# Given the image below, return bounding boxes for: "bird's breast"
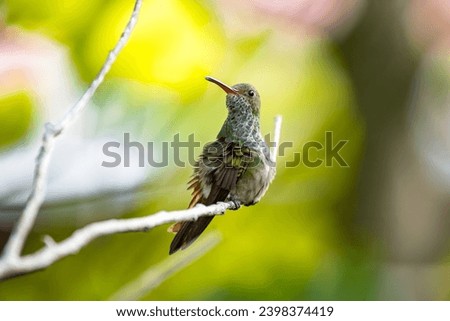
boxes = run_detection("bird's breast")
[231,151,275,206]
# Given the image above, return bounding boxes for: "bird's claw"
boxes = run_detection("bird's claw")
[231,200,241,210]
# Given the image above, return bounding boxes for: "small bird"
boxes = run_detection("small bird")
[168,76,275,254]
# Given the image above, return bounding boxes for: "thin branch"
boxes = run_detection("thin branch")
[110,232,222,300]
[1,0,143,260]
[0,202,235,280]
[270,115,282,163]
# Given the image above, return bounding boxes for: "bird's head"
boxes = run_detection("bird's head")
[205,76,261,116]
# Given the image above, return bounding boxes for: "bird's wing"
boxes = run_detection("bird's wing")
[203,139,256,202]
[168,140,253,253]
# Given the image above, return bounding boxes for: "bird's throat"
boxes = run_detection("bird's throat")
[218,111,262,147]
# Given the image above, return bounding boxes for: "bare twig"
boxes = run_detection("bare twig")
[270,115,283,163]
[1,0,143,260]
[0,202,234,280]
[110,232,222,300]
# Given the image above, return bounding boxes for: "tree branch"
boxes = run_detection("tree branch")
[271,115,283,163]
[0,202,235,280]
[1,0,143,260]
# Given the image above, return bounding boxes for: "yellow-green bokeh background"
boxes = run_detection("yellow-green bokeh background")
[0,0,448,300]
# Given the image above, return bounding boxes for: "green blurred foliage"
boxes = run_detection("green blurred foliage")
[0,0,379,300]
[83,0,225,98]
[0,92,34,148]
[5,0,102,43]
[5,0,225,101]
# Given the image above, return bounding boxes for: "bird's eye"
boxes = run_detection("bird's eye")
[248,90,255,97]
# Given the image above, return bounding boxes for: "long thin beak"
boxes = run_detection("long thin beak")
[205,76,239,94]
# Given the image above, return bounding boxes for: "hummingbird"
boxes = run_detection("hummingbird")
[168,76,275,254]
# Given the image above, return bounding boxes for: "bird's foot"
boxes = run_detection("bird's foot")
[230,199,241,210]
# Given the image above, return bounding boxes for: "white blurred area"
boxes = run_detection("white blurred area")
[410,56,450,192]
[0,26,151,228]
[406,0,450,191]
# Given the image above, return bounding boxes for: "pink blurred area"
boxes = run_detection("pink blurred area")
[217,0,365,38]
[0,24,78,121]
[406,0,450,52]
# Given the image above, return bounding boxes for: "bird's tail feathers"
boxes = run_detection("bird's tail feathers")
[169,216,214,254]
